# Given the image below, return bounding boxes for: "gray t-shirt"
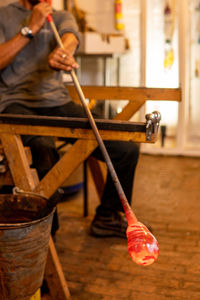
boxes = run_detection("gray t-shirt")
[0,2,80,112]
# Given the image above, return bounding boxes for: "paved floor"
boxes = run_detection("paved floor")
[53,154,200,300]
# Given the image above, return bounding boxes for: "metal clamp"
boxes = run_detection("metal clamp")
[145,111,161,141]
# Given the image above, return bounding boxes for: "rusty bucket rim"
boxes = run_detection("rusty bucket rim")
[12,187,48,201]
[0,207,56,229]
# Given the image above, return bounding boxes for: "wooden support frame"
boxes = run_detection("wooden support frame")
[66,85,182,207]
[0,114,155,199]
[0,86,181,299]
[0,113,157,299]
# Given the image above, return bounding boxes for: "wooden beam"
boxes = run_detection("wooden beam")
[0,124,152,143]
[114,101,146,120]
[0,114,147,132]
[0,120,154,144]
[44,237,71,300]
[67,85,182,102]
[34,139,98,198]
[0,134,39,191]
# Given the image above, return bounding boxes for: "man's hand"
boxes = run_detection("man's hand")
[48,47,79,72]
[29,2,52,35]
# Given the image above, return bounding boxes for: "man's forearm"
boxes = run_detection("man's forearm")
[61,32,79,56]
[0,33,30,70]
[0,2,52,70]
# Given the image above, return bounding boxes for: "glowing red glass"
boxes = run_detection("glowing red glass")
[127,222,159,266]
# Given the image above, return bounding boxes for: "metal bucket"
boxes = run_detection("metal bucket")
[0,192,55,300]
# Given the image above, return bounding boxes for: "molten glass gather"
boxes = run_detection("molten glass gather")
[126,222,159,266]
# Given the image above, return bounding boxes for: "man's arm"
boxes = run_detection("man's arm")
[48,32,79,72]
[0,34,31,70]
[0,2,52,70]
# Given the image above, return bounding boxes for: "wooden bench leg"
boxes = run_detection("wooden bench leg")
[44,237,71,300]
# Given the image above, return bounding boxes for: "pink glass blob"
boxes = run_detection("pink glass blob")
[126,222,159,266]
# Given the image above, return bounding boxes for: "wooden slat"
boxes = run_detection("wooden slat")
[0,134,39,191]
[0,114,146,132]
[114,101,146,120]
[44,237,71,300]
[67,85,182,102]
[34,139,98,198]
[0,124,153,143]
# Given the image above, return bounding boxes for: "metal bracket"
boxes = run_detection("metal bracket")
[145,111,161,141]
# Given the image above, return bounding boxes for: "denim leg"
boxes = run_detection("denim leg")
[92,141,139,216]
[41,103,140,216]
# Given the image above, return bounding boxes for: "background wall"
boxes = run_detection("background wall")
[72,0,141,89]
[0,0,15,5]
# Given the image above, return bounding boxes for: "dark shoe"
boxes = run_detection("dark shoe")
[90,211,128,238]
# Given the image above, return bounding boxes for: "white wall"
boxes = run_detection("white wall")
[76,0,115,34]
[0,0,15,6]
[52,0,64,10]
[74,0,141,88]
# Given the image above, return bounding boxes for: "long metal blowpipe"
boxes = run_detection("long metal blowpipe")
[47,16,136,224]
[47,15,159,266]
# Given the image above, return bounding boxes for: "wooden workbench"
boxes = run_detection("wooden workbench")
[0,85,181,299]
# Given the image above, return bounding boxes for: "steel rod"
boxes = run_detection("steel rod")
[48,18,137,225]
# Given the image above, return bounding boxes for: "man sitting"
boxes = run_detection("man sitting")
[0,0,139,238]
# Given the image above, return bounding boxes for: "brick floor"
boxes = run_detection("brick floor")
[53,154,200,300]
